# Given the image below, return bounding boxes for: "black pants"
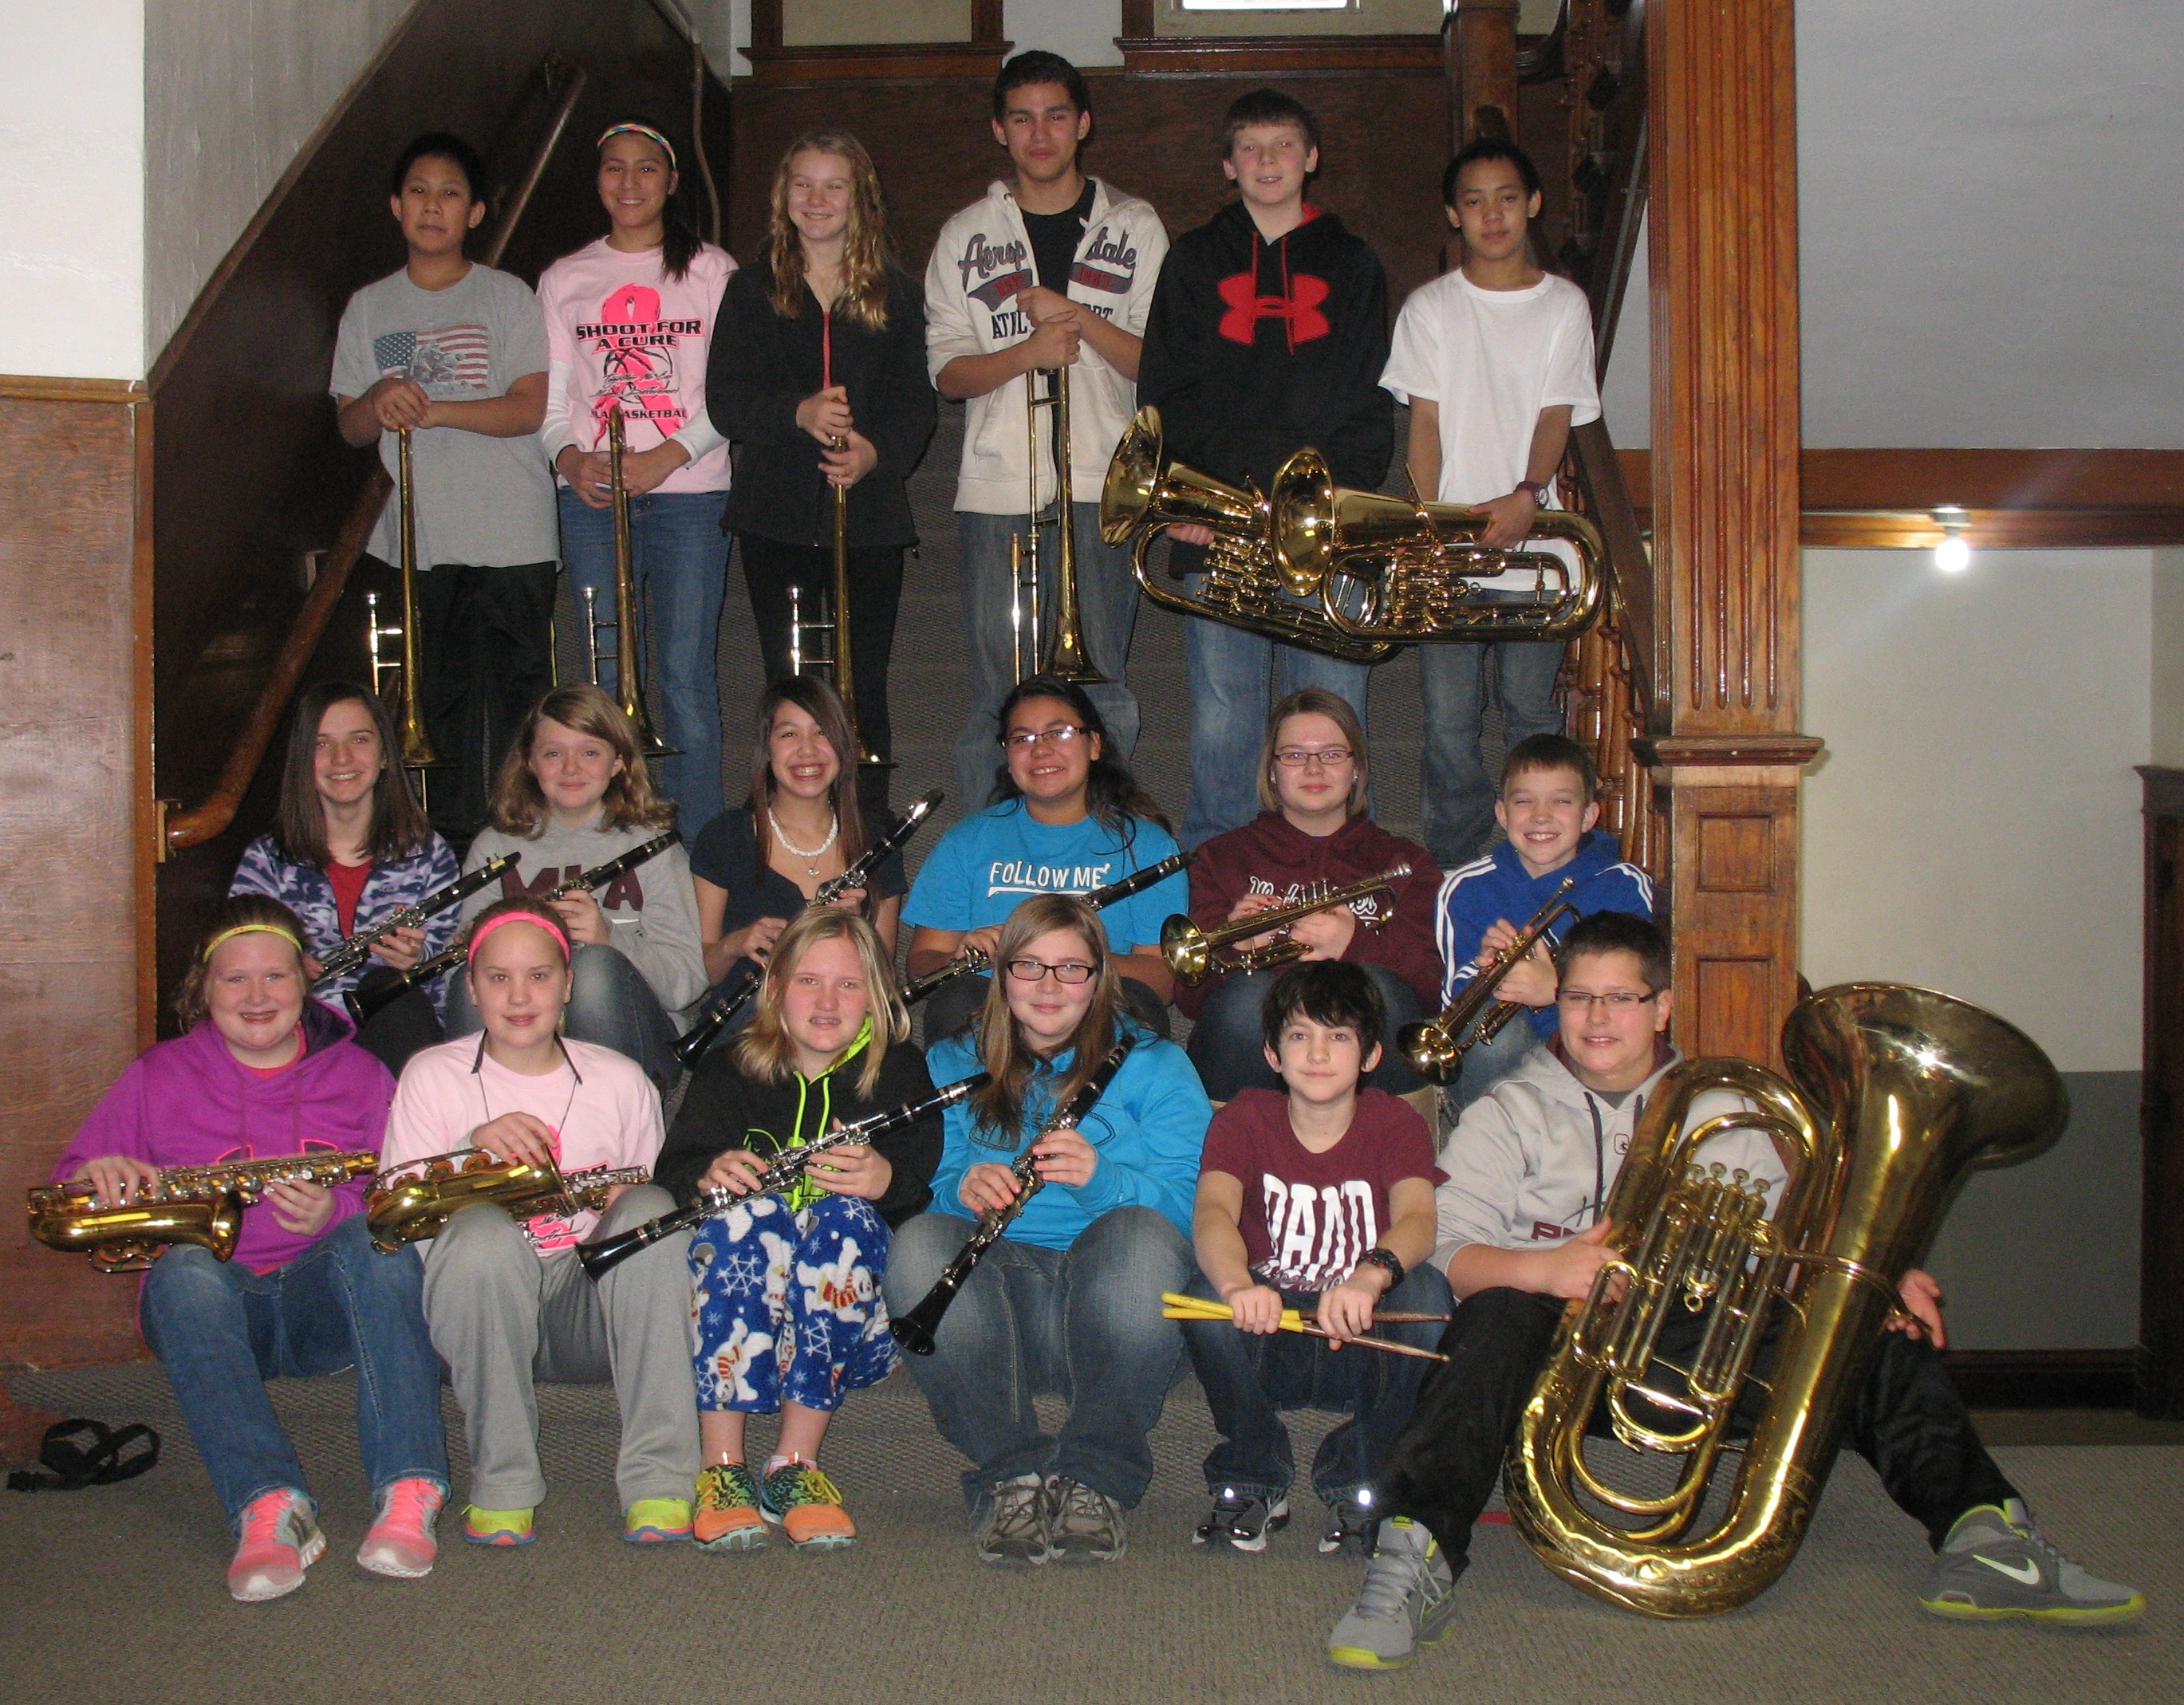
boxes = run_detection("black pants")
[348,968,443,1078]
[738,531,905,758]
[1382,1286,2017,1565]
[404,556,558,848]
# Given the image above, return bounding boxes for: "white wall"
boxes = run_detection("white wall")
[2154,549,2184,768]
[1006,0,1124,67]
[0,0,145,380]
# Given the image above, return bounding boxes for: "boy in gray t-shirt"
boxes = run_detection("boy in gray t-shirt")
[333,132,558,848]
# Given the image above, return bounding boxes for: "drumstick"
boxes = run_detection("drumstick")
[1160,1292,1449,1362]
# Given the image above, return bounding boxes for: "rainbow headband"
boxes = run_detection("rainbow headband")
[468,911,570,963]
[203,923,305,962]
[597,123,676,170]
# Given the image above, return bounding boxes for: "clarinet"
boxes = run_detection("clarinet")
[671,789,944,1069]
[890,1037,1134,1356]
[345,832,680,1026]
[575,1072,988,1281]
[903,848,1196,1006]
[312,854,517,987]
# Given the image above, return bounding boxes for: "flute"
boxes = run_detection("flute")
[890,1038,1134,1355]
[575,1073,988,1280]
[312,854,516,986]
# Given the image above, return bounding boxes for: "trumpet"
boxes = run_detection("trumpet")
[1012,364,1105,685]
[585,408,676,758]
[672,789,944,1068]
[388,427,442,770]
[1157,864,1410,986]
[311,853,516,988]
[30,1151,382,1272]
[903,848,1194,1006]
[366,1149,652,1252]
[1398,876,1579,1085]
[577,1073,988,1280]
[892,1038,1133,1355]
[345,832,680,1026]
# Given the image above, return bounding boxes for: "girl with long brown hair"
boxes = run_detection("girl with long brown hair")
[704,130,935,785]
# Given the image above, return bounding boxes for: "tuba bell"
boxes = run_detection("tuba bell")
[1504,982,2066,1618]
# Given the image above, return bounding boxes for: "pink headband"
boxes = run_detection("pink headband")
[469,911,570,963]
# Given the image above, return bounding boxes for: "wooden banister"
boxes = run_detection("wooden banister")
[160,58,589,857]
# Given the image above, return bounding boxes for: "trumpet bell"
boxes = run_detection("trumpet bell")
[1394,1018,1462,1085]
[1159,914,1216,986]
[1100,408,1267,548]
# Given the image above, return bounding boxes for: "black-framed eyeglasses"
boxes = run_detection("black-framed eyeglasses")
[1556,989,1658,1011]
[1000,724,1088,751]
[1003,958,1097,985]
[1274,746,1353,769]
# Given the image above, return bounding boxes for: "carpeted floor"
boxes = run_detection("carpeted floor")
[3,1359,2174,1705]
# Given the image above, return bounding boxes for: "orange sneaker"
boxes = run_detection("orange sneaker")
[357,1477,445,1579]
[762,1459,856,1552]
[227,1488,325,1602]
[693,1463,767,1553]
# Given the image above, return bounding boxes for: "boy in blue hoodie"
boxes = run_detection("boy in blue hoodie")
[1433,734,1651,1109]
[1136,89,1394,849]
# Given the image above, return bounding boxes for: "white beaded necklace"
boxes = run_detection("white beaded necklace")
[767,806,838,877]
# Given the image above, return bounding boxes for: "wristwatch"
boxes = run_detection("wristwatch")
[1514,479,1546,502]
[1355,1247,1405,1288]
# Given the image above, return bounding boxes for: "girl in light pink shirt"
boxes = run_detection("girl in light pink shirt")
[538,119,738,833]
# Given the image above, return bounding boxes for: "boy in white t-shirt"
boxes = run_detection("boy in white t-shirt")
[1379,140,1601,871]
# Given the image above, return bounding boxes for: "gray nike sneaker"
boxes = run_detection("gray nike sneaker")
[1318,1490,1381,1557]
[1047,1475,1127,1565]
[972,1474,1050,1567]
[1919,1499,2145,1625]
[1327,1516,1458,1671]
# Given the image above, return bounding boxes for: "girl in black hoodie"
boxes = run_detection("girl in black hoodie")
[656,907,941,1553]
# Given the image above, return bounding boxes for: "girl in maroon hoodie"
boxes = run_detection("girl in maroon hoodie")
[55,896,447,1603]
[1178,690,1442,1100]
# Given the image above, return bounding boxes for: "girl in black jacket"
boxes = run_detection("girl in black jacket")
[656,907,942,1553]
[705,131,936,778]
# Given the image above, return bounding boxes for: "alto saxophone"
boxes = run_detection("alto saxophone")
[29,1150,382,1272]
[366,1148,651,1252]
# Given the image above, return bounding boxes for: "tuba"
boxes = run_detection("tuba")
[1504,982,2066,1618]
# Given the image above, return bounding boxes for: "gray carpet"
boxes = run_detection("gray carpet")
[4,1359,2176,1705]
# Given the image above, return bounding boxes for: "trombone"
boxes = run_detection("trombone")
[585,408,676,758]
[1012,364,1106,685]
[784,432,885,768]
[1397,876,1579,1083]
[380,427,441,774]
[1158,864,1410,986]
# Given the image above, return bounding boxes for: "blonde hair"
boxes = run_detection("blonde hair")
[968,895,1123,1147]
[767,132,893,331]
[1256,687,1370,817]
[175,896,309,1030]
[487,685,676,837]
[731,908,905,1099]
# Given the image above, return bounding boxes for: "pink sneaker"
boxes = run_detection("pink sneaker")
[227,1488,325,1603]
[357,1477,445,1580]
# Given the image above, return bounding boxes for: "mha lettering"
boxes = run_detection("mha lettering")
[1256,1175,1378,1290]
[500,860,649,912]
[1241,874,1391,929]
[984,858,1117,900]
[582,282,692,444]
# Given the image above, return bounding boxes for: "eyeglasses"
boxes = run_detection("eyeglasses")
[1556,989,1659,1011]
[1274,746,1353,769]
[1001,724,1087,751]
[1003,958,1097,985]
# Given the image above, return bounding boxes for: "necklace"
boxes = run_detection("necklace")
[768,807,838,877]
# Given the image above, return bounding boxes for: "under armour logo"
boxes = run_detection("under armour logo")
[1217,271,1331,345]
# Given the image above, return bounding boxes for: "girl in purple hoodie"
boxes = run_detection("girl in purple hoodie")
[54,896,447,1604]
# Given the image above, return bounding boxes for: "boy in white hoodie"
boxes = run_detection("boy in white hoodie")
[924,50,1169,816]
[1327,912,2143,1670]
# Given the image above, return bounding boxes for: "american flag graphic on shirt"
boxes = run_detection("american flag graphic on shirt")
[373,325,491,396]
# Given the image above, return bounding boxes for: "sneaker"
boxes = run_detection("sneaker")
[693,1463,768,1553]
[462,1506,535,1546]
[1327,1517,1458,1671]
[1047,1475,1127,1566]
[356,1477,444,1580]
[624,1497,694,1543]
[762,1459,857,1552]
[1919,1499,2146,1625]
[973,1473,1051,1567]
[227,1488,325,1603]
[1193,1487,1290,1554]
[1319,1490,1381,1557]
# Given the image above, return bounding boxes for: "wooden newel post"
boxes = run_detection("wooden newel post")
[1446,0,1521,146]
[1635,0,1821,1067]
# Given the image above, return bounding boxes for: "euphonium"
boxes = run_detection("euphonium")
[1398,876,1579,1084]
[30,1151,382,1272]
[366,1149,652,1252]
[1504,982,2067,1618]
[1157,864,1410,986]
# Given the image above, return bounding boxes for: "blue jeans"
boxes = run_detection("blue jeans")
[1185,963,1429,1101]
[135,1214,447,1528]
[883,1206,1191,1510]
[446,941,680,1091]
[1180,1263,1453,1503]
[1182,581,1373,849]
[558,487,730,836]
[952,504,1141,816]
[1417,636,1567,870]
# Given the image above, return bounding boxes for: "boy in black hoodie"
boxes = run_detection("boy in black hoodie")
[1137,89,1394,850]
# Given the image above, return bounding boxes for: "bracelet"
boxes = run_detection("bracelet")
[1355,1247,1405,1288]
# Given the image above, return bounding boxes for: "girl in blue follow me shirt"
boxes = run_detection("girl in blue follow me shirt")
[902,674,1188,1041]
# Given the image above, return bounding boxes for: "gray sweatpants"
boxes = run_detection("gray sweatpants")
[420,1184,699,1511]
